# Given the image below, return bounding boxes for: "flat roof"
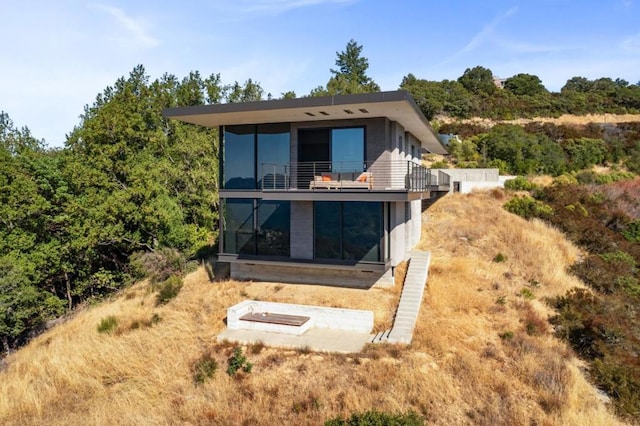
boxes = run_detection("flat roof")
[162,90,448,154]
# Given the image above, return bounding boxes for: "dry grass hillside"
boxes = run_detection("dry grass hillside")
[437,113,640,127]
[0,191,625,425]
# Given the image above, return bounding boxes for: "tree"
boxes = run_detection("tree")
[323,39,380,95]
[224,79,264,103]
[504,73,548,97]
[458,66,496,96]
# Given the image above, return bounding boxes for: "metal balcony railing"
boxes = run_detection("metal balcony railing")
[259,161,432,192]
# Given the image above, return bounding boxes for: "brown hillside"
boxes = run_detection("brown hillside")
[0,191,624,425]
[437,113,640,127]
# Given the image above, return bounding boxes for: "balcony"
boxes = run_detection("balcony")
[259,161,431,192]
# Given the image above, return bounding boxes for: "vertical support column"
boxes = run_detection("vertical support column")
[290,201,313,259]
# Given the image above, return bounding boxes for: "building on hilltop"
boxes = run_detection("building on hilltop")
[163,90,448,287]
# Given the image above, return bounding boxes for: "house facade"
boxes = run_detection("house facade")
[163,91,448,287]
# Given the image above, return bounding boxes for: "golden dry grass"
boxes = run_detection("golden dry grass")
[437,113,640,127]
[0,191,624,425]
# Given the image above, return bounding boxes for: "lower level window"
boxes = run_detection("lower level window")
[223,199,290,256]
[314,201,382,262]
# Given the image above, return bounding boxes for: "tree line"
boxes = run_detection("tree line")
[401,66,640,120]
[1,40,639,354]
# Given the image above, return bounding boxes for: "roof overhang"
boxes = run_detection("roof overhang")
[162,90,448,155]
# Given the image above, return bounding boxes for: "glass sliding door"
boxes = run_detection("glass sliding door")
[257,124,290,189]
[256,200,290,257]
[223,199,255,254]
[314,201,382,262]
[343,202,381,262]
[223,198,290,257]
[314,201,341,260]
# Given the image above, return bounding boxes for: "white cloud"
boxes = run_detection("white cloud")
[92,4,159,49]
[440,7,518,64]
[210,0,356,15]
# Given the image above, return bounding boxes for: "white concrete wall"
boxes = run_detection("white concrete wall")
[230,263,385,288]
[437,168,500,182]
[410,199,422,247]
[227,300,374,333]
[389,202,407,267]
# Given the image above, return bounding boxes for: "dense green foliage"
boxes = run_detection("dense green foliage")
[506,179,640,419]
[0,66,266,354]
[325,410,422,426]
[443,122,640,176]
[402,68,640,120]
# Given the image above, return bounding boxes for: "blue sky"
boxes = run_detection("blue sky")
[1,0,639,147]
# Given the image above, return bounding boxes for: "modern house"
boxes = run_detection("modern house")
[163,90,448,287]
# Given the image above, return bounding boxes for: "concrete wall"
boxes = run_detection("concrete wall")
[409,199,422,248]
[437,168,500,182]
[230,263,386,288]
[290,201,313,259]
[227,300,374,333]
[389,201,408,267]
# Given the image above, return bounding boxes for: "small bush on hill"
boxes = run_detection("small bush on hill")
[505,176,537,191]
[130,248,192,284]
[154,275,183,306]
[325,410,423,426]
[97,315,118,334]
[227,346,252,376]
[504,196,553,220]
[553,174,578,186]
[192,352,218,385]
[622,219,640,242]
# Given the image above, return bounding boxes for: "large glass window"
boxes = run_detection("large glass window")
[257,124,290,189]
[343,202,382,262]
[223,124,291,189]
[223,199,254,254]
[223,125,255,189]
[331,128,364,173]
[257,201,290,257]
[314,201,382,262]
[314,201,341,260]
[223,198,290,257]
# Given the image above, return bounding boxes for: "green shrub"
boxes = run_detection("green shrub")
[499,331,514,341]
[493,253,506,263]
[97,315,118,334]
[192,353,218,384]
[520,287,535,300]
[155,275,183,306]
[575,170,597,185]
[622,220,640,242]
[227,346,253,376]
[130,247,191,284]
[600,251,636,268]
[430,160,449,169]
[504,195,554,220]
[504,176,536,191]
[325,410,422,426]
[495,295,507,305]
[553,174,578,186]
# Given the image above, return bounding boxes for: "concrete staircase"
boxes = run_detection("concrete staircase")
[371,250,431,344]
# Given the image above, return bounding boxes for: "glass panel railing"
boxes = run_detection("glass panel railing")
[259,161,431,192]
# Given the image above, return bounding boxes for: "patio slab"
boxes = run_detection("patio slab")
[217,327,371,353]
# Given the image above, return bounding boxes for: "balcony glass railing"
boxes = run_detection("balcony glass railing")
[259,161,431,192]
